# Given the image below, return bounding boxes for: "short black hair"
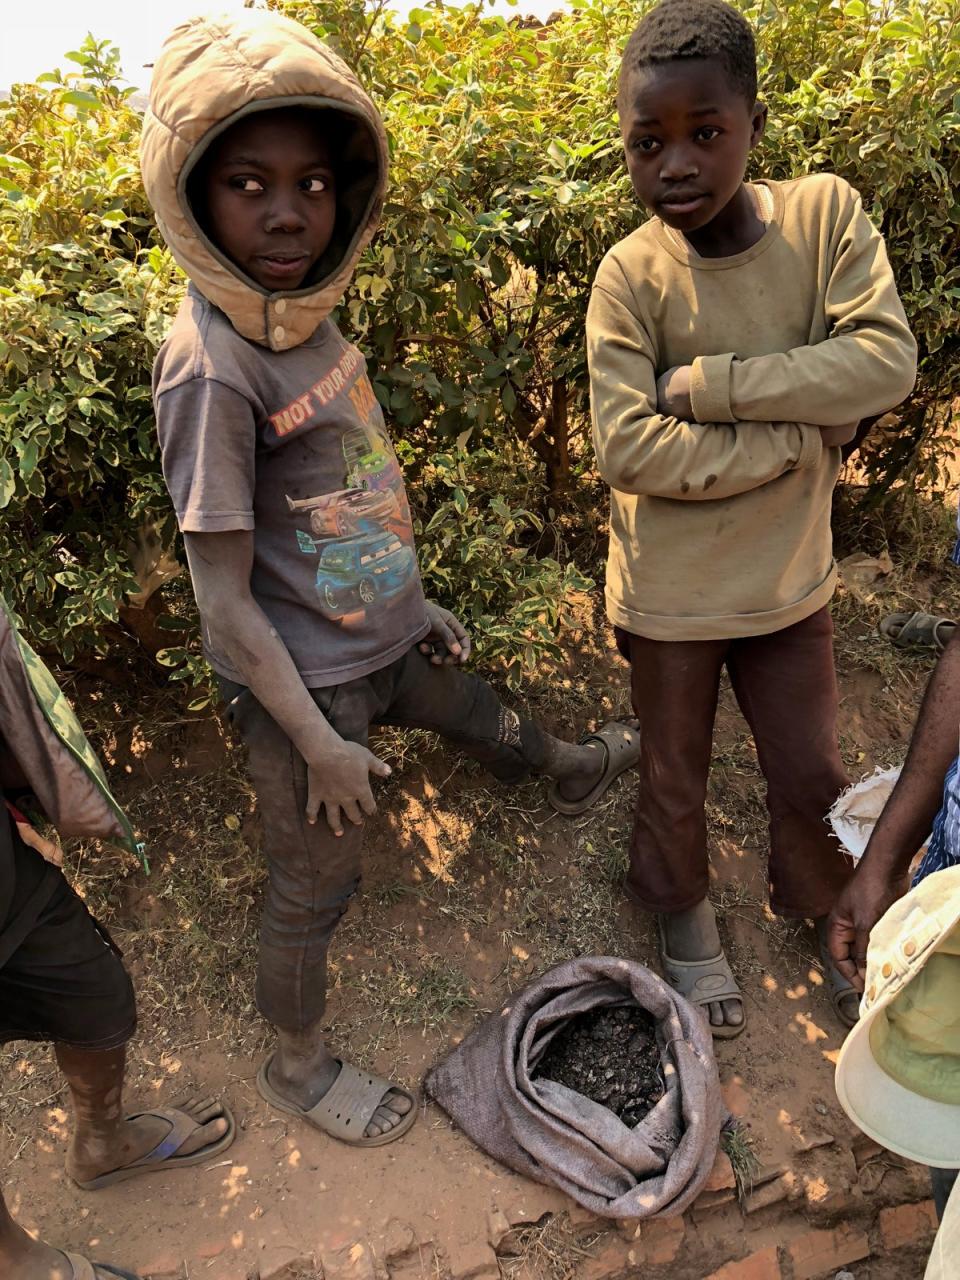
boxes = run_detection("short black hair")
[619,0,758,108]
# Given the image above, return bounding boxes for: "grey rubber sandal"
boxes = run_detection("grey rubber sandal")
[880,611,957,654]
[821,950,861,1030]
[256,1054,417,1147]
[547,720,642,816]
[657,919,746,1040]
[63,1254,141,1280]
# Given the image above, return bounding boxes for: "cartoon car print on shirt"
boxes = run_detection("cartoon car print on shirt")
[295,529,416,619]
[286,486,400,538]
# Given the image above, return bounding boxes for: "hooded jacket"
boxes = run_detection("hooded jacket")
[145,12,429,689]
[140,10,388,350]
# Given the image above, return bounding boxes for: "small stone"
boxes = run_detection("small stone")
[486,1208,512,1249]
[382,1218,417,1261]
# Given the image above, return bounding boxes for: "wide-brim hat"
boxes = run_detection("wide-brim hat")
[835,864,960,1168]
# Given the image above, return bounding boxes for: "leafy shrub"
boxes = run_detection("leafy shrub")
[0,2,957,674]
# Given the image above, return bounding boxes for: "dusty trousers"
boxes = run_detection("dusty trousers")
[221,645,545,1031]
[616,606,853,920]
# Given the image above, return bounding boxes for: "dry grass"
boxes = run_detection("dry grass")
[497,1212,611,1280]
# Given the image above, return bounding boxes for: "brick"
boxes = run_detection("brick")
[879,1200,938,1251]
[705,1150,737,1192]
[705,1244,782,1280]
[640,1215,685,1266]
[744,1174,791,1214]
[581,1236,631,1279]
[787,1225,870,1280]
[444,1235,500,1279]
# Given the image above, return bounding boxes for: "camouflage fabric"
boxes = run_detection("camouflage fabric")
[0,598,139,859]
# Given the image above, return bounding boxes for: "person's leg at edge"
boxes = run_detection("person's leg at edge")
[0,1045,224,1280]
[0,1183,77,1280]
[226,682,411,1140]
[726,608,857,1024]
[619,629,744,1031]
[56,1043,227,1185]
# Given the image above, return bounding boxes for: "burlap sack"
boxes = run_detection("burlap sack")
[425,955,724,1219]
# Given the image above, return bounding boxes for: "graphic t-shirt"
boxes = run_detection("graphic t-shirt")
[154,288,429,687]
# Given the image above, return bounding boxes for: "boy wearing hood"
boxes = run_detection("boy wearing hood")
[142,12,639,1147]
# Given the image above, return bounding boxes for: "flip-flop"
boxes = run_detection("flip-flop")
[657,919,746,1040]
[821,949,861,1030]
[62,1254,141,1280]
[880,611,957,654]
[547,719,642,816]
[72,1102,236,1190]
[256,1054,417,1147]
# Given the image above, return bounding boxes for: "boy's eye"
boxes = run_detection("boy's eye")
[231,176,264,193]
[631,137,660,154]
[695,126,722,142]
[302,176,330,194]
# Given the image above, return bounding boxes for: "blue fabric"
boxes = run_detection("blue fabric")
[913,755,960,885]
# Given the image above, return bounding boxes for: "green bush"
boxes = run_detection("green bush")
[0,2,957,674]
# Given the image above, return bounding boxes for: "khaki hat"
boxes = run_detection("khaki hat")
[835,864,960,1168]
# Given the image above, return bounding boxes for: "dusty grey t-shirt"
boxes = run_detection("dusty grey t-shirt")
[153,287,429,687]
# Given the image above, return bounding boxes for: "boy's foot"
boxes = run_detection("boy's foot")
[658,899,745,1036]
[263,1044,414,1143]
[814,916,861,1029]
[547,719,642,813]
[67,1094,234,1189]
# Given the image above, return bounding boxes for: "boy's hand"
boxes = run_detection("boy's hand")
[306,739,392,836]
[656,365,694,421]
[419,602,471,665]
[820,421,859,449]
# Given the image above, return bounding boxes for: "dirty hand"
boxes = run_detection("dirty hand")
[306,738,392,836]
[819,421,859,449]
[826,865,908,991]
[656,365,694,421]
[419,601,471,665]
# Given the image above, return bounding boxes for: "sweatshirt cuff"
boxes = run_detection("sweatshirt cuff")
[690,353,736,423]
[796,425,823,471]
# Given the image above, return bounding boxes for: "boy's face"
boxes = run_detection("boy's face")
[198,110,337,291]
[620,59,766,234]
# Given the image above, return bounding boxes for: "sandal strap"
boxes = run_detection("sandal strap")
[582,720,642,764]
[660,952,742,1005]
[123,1108,198,1166]
[302,1061,407,1142]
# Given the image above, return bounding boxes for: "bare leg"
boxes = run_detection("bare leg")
[55,1043,227,1184]
[0,1183,80,1279]
[268,1021,412,1140]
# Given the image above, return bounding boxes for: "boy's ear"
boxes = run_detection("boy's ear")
[749,100,768,149]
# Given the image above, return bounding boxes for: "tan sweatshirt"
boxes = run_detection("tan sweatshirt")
[587,173,917,640]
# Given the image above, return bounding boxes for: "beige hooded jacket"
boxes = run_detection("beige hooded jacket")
[140,9,388,350]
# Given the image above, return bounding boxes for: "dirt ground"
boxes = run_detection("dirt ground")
[2,492,959,1280]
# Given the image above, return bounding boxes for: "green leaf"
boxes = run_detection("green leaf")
[879,20,920,40]
[61,90,101,109]
[0,460,14,509]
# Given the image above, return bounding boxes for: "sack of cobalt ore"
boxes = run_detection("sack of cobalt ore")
[425,955,724,1219]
